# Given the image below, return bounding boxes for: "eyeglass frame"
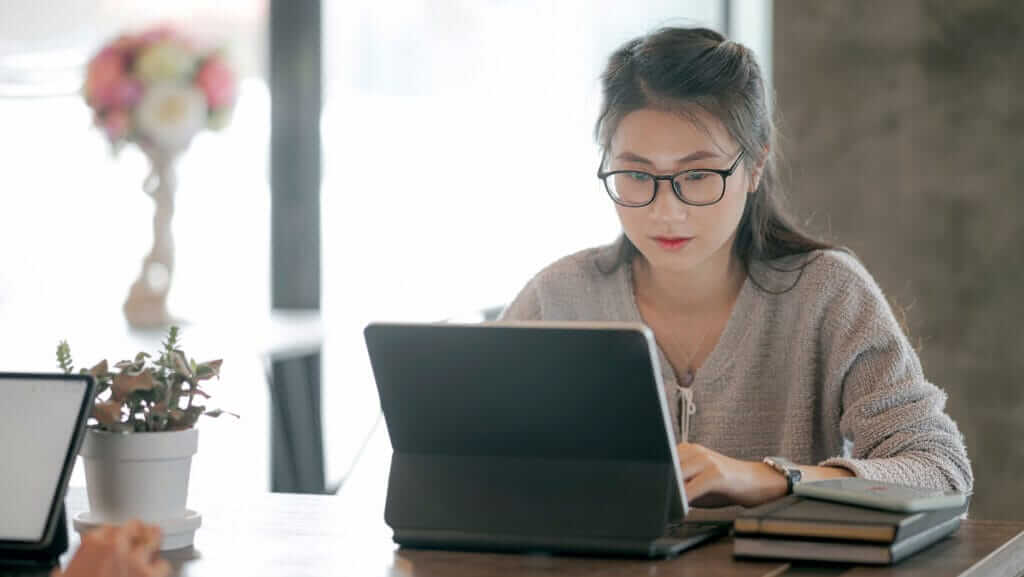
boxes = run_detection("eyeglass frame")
[597,149,746,207]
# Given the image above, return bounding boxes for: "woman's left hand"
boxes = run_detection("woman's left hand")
[677,442,788,508]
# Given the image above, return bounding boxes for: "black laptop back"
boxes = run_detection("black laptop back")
[364,322,686,554]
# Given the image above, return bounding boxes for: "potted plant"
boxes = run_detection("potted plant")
[56,326,235,549]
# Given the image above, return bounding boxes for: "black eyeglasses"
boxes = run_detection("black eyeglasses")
[597,150,745,207]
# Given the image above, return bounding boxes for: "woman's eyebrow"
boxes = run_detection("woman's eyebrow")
[614,150,722,165]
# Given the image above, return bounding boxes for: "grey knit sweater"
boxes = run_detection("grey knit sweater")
[499,240,973,493]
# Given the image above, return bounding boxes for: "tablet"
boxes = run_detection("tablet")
[794,478,969,513]
[0,373,95,564]
[363,321,736,558]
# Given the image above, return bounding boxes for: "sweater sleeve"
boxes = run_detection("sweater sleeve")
[498,277,543,321]
[815,255,974,492]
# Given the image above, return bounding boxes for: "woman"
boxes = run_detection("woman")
[500,27,972,509]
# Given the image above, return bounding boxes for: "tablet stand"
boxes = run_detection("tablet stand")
[0,504,69,572]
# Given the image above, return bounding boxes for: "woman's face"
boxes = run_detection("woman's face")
[607,107,759,276]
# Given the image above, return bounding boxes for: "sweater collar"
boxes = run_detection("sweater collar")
[612,243,764,388]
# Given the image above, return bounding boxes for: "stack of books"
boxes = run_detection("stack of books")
[733,494,968,564]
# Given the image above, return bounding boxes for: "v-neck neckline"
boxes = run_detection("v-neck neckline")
[620,254,762,391]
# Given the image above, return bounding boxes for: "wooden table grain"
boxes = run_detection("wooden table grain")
[60,423,1024,577]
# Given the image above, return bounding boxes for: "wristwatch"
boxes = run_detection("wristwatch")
[763,456,802,495]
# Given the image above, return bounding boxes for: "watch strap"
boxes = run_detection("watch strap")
[763,456,802,494]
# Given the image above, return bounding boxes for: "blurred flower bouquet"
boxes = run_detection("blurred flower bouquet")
[83,27,236,328]
[85,26,235,152]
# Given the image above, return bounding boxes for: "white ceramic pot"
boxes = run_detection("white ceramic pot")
[78,428,198,523]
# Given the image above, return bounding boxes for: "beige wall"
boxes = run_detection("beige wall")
[773,0,1024,520]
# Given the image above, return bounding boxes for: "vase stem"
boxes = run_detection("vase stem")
[123,150,177,328]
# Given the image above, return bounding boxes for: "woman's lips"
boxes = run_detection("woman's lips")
[653,236,693,250]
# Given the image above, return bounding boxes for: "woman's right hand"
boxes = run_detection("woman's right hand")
[52,520,171,577]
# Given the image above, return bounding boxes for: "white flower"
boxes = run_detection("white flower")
[135,82,208,153]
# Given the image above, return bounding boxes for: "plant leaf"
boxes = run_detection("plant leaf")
[172,350,192,378]
[114,357,146,372]
[111,371,156,400]
[56,341,74,374]
[152,382,168,401]
[184,405,205,424]
[194,359,223,381]
[166,409,187,430]
[100,421,133,433]
[205,408,240,420]
[88,360,109,377]
[206,359,223,375]
[93,400,123,425]
[168,406,205,430]
[130,387,160,404]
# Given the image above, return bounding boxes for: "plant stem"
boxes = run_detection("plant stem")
[133,398,144,431]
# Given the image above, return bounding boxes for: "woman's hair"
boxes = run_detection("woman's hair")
[595,27,840,293]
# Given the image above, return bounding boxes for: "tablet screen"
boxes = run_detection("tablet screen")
[0,375,91,543]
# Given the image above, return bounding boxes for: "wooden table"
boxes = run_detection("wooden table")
[57,423,1024,577]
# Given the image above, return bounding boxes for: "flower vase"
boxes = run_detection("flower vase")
[123,148,178,328]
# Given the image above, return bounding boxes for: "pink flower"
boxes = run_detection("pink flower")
[103,110,131,141]
[111,77,143,108]
[85,48,125,109]
[140,25,178,44]
[111,33,144,54]
[196,56,236,110]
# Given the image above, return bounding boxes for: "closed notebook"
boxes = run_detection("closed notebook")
[733,516,962,565]
[734,495,969,543]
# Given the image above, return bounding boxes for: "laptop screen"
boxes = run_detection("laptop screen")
[0,375,92,543]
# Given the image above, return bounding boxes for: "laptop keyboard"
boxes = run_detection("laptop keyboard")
[666,521,731,539]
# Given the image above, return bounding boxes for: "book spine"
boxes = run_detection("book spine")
[735,496,801,534]
[893,504,968,542]
[890,517,962,563]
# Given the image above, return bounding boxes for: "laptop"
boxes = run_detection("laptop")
[0,373,96,574]
[363,321,730,558]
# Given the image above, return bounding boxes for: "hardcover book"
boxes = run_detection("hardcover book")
[734,495,968,543]
[733,516,962,564]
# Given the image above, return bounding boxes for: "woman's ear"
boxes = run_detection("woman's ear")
[750,146,769,192]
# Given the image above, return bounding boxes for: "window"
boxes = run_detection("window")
[0,0,771,490]
[0,0,270,493]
